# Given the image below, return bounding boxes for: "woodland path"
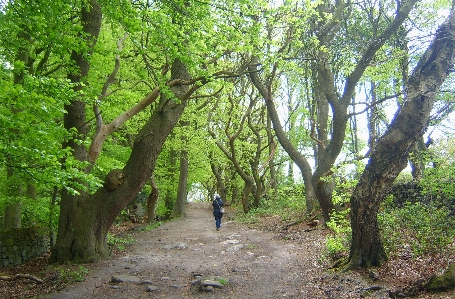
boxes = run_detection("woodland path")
[40,202,448,299]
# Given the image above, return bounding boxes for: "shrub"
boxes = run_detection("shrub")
[107,233,135,251]
[325,210,351,260]
[379,201,455,258]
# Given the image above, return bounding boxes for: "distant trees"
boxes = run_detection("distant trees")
[248,0,422,224]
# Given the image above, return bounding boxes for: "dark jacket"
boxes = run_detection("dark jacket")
[212,195,224,217]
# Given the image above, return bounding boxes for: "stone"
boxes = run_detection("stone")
[161,242,187,250]
[226,244,244,252]
[425,263,455,291]
[202,285,214,292]
[110,274,140,283]
[201,280,224,288]
[368,270,380,281]
[146,285,159,292]
[169,284,182,288]
[221,239,240,245]
[223,233,241,239]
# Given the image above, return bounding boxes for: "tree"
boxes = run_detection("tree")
[249,0,420,223]
[346,6,455,269]
[171,121,190,218]
[49,0,256,262]
[0,0,92,231]
[208,88,257,213]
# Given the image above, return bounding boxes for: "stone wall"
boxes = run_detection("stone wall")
[389,182,455,214]
[0,226,49,268]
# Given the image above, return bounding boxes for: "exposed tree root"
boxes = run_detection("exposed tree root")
[0,273,44,284]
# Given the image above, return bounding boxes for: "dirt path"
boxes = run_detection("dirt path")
[39,202,450,299]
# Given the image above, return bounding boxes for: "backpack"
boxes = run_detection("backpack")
[214,198,225,214]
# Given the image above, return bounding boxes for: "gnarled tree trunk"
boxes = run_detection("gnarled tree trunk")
[51,58,192,263]
[346,8,455,269]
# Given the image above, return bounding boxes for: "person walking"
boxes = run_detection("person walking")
[212,193,224,231]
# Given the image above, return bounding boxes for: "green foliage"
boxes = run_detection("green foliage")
[145,221,162,231]
[419,137,455,199]
[325,210,351,260]
[332,176,356,206]
[0,74,103,196]
[107,233,135,251]
[59,266,89,283]
[235,183,306,224]
[379,201,455,257]
[92,134,132,179]
[217,277,229,285]
[325,236,346,260]
[21,196,58,229]
[394,171,414,184]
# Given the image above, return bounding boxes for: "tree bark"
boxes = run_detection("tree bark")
[51,57,193,263]
[409,137,427,181]
[164,146,178,216]
[266,113,278,198]
[51,0,102,263]
[147,175,159,224]
[4,204,22,230]
[211,163,227,201]
[249,56,318,214]
[346,8,455,270]
[171,149,188,218]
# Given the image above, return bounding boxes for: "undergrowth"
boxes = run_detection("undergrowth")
[379,198,455,258]
[58,266,89,283]
[107,233,135,251]
[323,197,455,262]
[233,183,455,265]
[235,184,306,225]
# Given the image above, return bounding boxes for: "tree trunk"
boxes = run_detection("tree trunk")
[409,137,427,181]
[4,28,31,230]
[249,56,318,214]
[241,180,254,213]
[346,9,455,270]
[367,82,380,150]
[51,58,192,263]
[147,175,159,224]
[50,0,102,263]
[171,149,188,218]
[231,184,239,204]
[267,113,278,198]
[253,182,263,208]
[211,163,227,201]
[209,94,257,213]
[312,176,335,223]
[49,187,58,246]
[4,204,22,230]
[164,146,178,216]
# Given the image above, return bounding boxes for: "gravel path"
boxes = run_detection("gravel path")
[40,202,453,299]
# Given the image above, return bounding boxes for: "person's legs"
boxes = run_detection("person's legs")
[215,217,221,230]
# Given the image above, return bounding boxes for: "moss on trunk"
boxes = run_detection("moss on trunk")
[425,263,455,292]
